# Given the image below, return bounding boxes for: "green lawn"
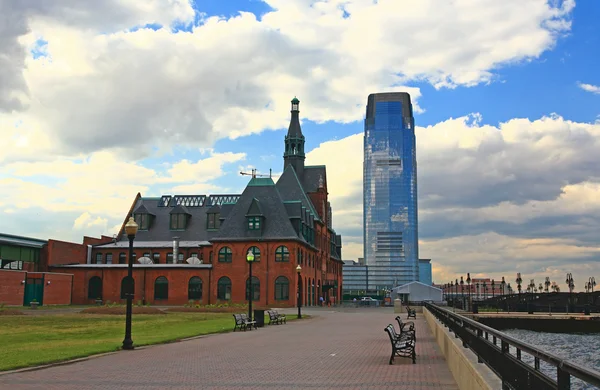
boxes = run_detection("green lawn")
[0,312,300,371]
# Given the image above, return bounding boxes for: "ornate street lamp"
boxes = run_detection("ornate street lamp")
[501,277,506,296]
[246,249,255,321]
[492,279,496,299]
[476,282,480,300]
[122,216,138,351]
[296,265,302,319]
[545,277,551,293]
[466,273,472,307]
[460,276,464,309]
[516,273,523,298]
[589,277,596,293]
[483,281,487,300]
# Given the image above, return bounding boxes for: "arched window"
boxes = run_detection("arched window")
[154,276,169,300]
[247,246,261,262]
[188,277,203,300]
[88,276,102,299]
[105,253,113,264]
[217,277,232,300]
[120,277,134,299]
[275,276,289,300]
[95,253,102,264]
[246,276,260,301]
[275,246,289,262]
[119,253,126,264]
[218,247,232,263]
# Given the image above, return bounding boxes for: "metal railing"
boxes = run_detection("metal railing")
[425,303,600,390]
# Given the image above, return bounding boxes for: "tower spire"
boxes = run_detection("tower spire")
[283,96,305,177]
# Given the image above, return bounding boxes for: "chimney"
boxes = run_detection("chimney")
[173,237,180,264]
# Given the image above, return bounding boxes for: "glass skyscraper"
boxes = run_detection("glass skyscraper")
[363,92,419,288]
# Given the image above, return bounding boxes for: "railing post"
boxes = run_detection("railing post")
[557,366,570,390]
[477,329,483,363]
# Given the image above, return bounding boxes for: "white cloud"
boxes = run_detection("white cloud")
[578,82,600,95]
[310,114,600,290]
[0,0,574,161]
[73,212,109,230]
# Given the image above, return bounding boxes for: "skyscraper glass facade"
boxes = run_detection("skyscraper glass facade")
[363,92,419,288]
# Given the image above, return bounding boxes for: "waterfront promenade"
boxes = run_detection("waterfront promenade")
[0,307,457,390]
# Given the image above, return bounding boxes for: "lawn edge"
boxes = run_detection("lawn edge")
[0,314,309,375]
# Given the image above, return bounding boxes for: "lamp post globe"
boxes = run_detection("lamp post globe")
[246,249,255,321]
[296,265,302,319]
[122,216,138,351]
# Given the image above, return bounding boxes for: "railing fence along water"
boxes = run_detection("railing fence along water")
[424,303,600,390]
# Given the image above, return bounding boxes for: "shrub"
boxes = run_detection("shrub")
[0,302,5,309]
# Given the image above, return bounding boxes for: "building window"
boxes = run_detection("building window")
[105,253,113,264]
[178,253,184,263]
[217,277,232,300]
[191,253,198,258]
[247,246,261,262]
[134,213,150,230]
[119,253,126,264]
[207,213,220,229]
[88,277,102,299]
[132,253,137,262]
[154,276,169,300]
[247,216,261,230]
[170,213,187,230]
[153,253,160,263]
[120,277,134,299]
[95,253,102,264]
[218,247,232,263]
[188,277,203,300]
[166,253,173,264]
[143,253,150,260]
[275,246,289,262]
[245,276,260,301]
[274,276,289,300]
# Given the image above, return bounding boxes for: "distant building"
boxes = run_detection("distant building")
[342,258,432,296]
[363,92,420,287]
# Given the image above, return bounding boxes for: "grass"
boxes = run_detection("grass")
[0,312,301,371]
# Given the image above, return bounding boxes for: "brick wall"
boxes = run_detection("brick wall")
[0,270,26,305]
[46,239,88,266]
[83,236,114,247]
[43,273,73,305]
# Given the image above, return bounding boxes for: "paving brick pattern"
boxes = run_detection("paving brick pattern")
[0,308,457,390]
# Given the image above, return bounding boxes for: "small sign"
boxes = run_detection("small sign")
[122,276,134,297]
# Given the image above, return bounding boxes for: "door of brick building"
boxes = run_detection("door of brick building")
[24,278,44,306]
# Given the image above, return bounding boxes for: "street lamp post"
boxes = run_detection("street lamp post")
[476,282,480,300]
[246,250,255,321]
[516,273,523,301]
[501,277,506,296]
[483,281,487,300]
[566,273,574,313]
[589,277,596,293]
[545,277,551,293]
[466,273,472,310]
[296,265,302,319]
[460,276,464,310]
[122,217,138,351]
[492,279,495,299]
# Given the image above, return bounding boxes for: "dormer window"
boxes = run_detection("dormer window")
[248,216,261,230]
[170,213,187,230]
[169,204,191,230]
[245,198,264,232]
[132,203,154,230]
[207,212,220,229]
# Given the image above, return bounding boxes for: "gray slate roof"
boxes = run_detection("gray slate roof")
[114,196,240,244]
[276,165,320,222]
[212,177,300,242]
[303,165,327,193]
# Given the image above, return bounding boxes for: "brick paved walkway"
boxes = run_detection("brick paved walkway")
[0,308,457,390]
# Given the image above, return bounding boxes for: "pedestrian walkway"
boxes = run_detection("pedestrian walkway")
[0,308,457,390]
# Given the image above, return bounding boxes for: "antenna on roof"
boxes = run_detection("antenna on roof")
[240,168,271,179]
[112,234,117,243]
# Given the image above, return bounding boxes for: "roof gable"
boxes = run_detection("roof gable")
[170,204,191,215]
[303,165,327,193]
[212,179,298,241]
[276,165,320,222]
[246,198,264,216]
[133,203,154,215]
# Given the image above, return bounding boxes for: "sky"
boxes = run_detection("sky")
[0,0,599,292]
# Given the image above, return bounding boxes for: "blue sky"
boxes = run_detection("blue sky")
[1,0,599,290]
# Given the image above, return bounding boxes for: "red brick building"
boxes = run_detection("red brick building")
[49,98,344,307]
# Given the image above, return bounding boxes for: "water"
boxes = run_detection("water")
[502,329,600,390]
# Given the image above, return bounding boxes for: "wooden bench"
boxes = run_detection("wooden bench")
[267,310,287,325]
[232,313,256,331]
[405,305,417,319]
[384,324,416,365]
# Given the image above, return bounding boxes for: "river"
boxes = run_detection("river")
[502,329,600,390]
